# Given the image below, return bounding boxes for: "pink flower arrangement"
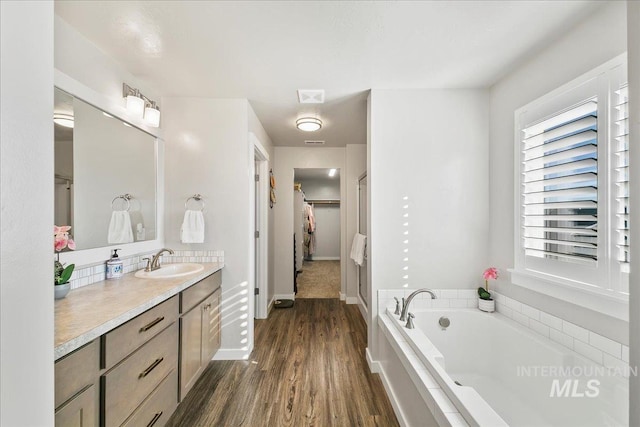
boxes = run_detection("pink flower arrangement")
[54,225,76,252]
[54,225,76,286]
[483,267,498,291]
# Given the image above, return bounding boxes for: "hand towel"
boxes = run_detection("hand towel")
[107,211,134,244]
[181,210,205,243]
[350,233,367,266]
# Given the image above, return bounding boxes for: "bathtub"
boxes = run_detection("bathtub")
[379,308,629,426]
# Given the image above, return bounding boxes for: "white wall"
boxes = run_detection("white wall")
[1,2,54,425]
[346,145,367,301]
[273,148,348,299]
[488,1,628,343]
[368,89,489,360]
[163,97,255,359]
[297,178,340,200]
[627,1,640,424]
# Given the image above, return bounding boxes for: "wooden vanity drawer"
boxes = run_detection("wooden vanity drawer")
[181,271,221,313]
[55,339,100,409]
[121,369,177,427]
[102,322,178,427]
[103,296,178,369]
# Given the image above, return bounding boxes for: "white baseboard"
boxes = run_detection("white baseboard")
[378,364,409,427]
[339,292,346,301]
[345,296,358,304]
[273,293,295,301]
[213,346,253,361]
[366,347,381,373]
[309,256,340,261]
[357,295,368,323]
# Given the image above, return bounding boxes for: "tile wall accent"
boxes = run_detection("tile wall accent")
[378,288,631,375]
[67,250,224,290]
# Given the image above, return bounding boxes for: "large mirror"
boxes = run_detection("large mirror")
[54,88,157,250]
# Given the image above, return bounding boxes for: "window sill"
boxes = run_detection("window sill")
[508,268,628,322]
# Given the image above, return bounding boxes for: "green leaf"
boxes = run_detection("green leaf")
[57,264,75,285]
[477,287,492,300]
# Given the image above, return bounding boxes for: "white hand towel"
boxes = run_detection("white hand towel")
[181,210,205,243]
[108,211,134,244]
[350,233,367,266]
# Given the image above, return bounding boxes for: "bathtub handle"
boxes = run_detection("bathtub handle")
[405,312,415,329]
[393,297,401,315]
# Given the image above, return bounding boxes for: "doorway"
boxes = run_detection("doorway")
[294,168,341,299]
[252,133,269,319]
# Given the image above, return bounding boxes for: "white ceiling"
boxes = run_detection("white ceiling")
[54,1,603,147]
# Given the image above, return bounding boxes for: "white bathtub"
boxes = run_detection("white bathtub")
[380,308,629,426]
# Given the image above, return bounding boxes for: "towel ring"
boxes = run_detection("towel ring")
[111,194,132,212]
[185,194,205,211]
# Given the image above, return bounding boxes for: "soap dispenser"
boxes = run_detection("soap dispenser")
[106,249,124,279]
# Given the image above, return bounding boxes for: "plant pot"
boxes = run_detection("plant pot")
[55,283,71,300]
[478,298,495,313]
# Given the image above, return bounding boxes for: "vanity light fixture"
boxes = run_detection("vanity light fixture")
[296,117,322,132]
[53,113,74,128]
[328,168,337,177]
[122,83,160,127]
[144,101,161,127]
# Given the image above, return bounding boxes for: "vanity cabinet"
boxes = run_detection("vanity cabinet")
[179,272,222,401]
[55,340,100,427]
[55,269,222,427]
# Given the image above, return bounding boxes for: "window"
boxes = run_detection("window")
[512,55,628,317]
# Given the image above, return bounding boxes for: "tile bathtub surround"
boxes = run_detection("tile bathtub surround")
[378,288,632,374]
[377,288,479,314]
[67,250,224,290]
[491,291,631,374]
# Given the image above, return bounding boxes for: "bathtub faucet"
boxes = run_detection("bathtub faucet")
[399,288,437,322]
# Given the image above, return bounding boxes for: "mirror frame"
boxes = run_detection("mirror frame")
[55,70,164,267]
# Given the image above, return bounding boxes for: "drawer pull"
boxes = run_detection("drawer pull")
[147,411,163,427]
[139,316,165,333]
[139,357,164,379]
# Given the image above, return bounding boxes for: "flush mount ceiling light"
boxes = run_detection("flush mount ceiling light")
[123,83,160,127]
[328,168,337,177]
[296,117,322,132]
[53,113,74,128]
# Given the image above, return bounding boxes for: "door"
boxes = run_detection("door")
[358,174,368,306]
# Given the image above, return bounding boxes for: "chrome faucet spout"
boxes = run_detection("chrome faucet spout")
[150,248,175,271]
[399,288,437,321]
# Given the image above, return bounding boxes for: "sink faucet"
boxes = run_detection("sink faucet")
[399,288,437,321]
[149,248,174,271]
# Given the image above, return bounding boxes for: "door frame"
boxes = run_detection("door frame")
[251,132,269,319]
[356,172,368,321]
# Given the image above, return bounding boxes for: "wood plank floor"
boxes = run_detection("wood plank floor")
[166,299,399,426]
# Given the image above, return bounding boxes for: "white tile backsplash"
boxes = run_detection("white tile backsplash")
[68,249,224,290]
[550,328,574,349]
[589,332,622,358]
[539,312,563,331]
[562,321,589,343]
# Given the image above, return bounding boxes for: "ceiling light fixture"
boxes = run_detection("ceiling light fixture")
[123,83,160,127]
[328,169,337,177]
[296,117,322,132]
[53,113,74,128]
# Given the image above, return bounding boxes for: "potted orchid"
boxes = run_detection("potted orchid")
[477,267,498,312]
[54,225,76,299]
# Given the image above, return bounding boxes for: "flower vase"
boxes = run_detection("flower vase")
[478,298,495,312]
[55,283,71,299]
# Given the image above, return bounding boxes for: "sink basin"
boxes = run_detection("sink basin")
[135,263,204,279]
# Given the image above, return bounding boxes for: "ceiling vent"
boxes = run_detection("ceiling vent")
[304,140,325,146]
[297,89,325,104]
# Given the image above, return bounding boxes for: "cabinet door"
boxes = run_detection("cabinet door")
[179,303,204,401]
[201,290,221,363]
[55,384,96,427]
